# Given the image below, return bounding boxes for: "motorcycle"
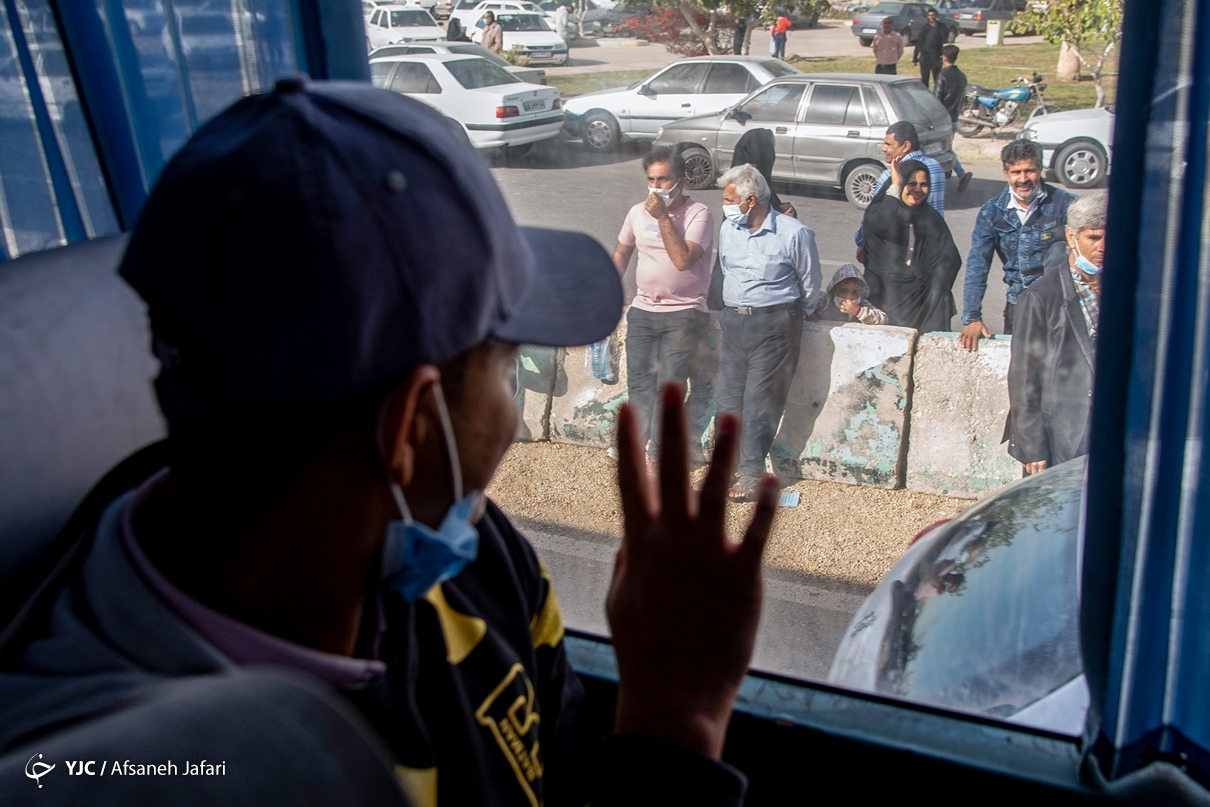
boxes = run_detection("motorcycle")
[956,72,1059,136]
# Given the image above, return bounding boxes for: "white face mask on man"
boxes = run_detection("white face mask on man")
[648,179,681,206]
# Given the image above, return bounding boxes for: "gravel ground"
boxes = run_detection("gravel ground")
[488,441,970,595]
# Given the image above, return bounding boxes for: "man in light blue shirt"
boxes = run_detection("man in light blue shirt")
[715,164,822,500]
[854,121,946,263]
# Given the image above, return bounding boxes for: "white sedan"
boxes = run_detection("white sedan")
[562,56,802,151]
[1018,104,1114,190]
[470,11,567,65]
[365,5,445,49]
[450,0,548,31]
[370,53,563,152]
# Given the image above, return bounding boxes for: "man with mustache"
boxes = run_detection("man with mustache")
[959,140,1076,351]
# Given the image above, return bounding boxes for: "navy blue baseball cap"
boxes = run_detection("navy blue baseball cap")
[120,76,622,417]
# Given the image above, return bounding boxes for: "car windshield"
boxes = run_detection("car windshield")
[445,57,520,87]
[445,43,511,67]
[889,80,944,122]
[495,13,551,30]
[389,9,435,25]
[965,0,994,6]
[867,3,905,12]
[874,464,1084,718]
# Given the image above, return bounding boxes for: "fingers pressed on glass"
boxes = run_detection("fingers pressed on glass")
[657,383,690,523]
[698,413,740,528]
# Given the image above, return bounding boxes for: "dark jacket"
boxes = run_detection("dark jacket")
[1003,249,1095,467]
[935,64,967,121]
[962,182,1077,324]
[913,22,946,63]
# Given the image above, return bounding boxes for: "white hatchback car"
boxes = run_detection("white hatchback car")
[370,42,548,84]
[470,11,568,64]
[365,5,445,49]
[370,53,563,153]
[1018,104,1114,190]
[561,56,802,151]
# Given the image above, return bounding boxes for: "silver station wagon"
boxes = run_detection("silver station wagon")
[653,74,956,209]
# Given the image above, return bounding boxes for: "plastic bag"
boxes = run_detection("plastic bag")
[586,338,617,384]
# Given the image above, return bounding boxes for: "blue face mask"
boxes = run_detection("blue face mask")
[1071,237,1101,276]
[380,382,481,602]
[722,203,748,226]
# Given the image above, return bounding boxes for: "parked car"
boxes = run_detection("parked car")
[536,0,609,33]
[370,42,548,83]
[652,73,955,208]
[595,0,653,35]
[850,2,958,47]
[365,5,445,49]
[562,56,801,151]
[829,458,1087,736]
[369,53,563,152]
[430,0,454,19]
[1018,104,1114,189]
[470,12,568,65]
[951,0,1025,35]
[450,0,546,31]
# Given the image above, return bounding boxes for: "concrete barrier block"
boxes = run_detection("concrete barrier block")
[513,345,561,442]
[768,323,917,489]
[549,320,629,448]
[906,333,1019,498]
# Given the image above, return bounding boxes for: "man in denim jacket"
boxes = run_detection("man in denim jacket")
[959,140,1077,351]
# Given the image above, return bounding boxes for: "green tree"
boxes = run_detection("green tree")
[1011,0,1122,108]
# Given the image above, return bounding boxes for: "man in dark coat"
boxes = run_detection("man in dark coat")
[1005,191,1106,474]
[934,44,973,191]
[912,7,947,89]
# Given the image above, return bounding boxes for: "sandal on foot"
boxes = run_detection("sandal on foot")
[727,476,763,502]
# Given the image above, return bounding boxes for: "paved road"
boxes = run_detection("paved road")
[548,18,1045,76]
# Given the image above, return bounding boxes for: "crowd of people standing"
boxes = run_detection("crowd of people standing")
[613,126,1100,493]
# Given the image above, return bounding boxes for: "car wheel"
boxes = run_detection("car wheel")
[582,112,618,151]
[681,146,715,190]
[859,37,872,47]
[899,28,911,45]
[946,26,957,42]
[962,29,973,35]
[844,162,882,210]
[1056,142,1107,189]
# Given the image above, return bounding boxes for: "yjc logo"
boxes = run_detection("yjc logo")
[25,753,55,788]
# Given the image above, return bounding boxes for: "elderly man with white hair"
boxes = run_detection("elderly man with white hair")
[1005,189,1108,475]
[715,163,822,500]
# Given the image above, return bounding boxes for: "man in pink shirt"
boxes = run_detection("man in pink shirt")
[872,17,904,75]
[613,145,715,471]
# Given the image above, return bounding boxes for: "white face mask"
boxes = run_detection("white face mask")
[722,202,748,226]
[648,179,680,206]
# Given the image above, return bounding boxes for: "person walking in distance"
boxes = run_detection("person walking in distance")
[715,164,822,502]
[481,10,504,54]
[912,7,946,89]
[934,44,973,191]
[771,10,791,60]
[612,146,715,474]
[960,140,1076,351]
[872,17,903,75]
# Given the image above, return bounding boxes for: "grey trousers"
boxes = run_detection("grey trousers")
[715,307,803,479]
[625,306,708,459]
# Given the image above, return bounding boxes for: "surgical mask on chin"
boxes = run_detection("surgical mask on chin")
[1072,240,1101,276]
[722,203,748,226]
[381,382,482,602]
[1013,183,1039,204]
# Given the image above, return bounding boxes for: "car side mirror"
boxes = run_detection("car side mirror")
[637,84,656,97]
[729,107,751,123]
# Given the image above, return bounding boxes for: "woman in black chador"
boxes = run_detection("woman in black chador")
[860,157,961,332]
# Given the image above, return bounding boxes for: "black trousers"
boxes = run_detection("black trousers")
[625,307,708,460]
[1004,301,1016,335]
[715,307,803,479]
[919,57,940,88]
[875,63,897,74]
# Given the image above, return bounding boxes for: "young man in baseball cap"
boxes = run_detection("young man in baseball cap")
[0,78,777,805]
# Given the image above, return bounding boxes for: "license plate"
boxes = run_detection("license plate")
[523,99,545,111]
[862,27,875,33]
[959,13,972,18]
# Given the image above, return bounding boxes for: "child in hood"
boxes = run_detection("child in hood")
[819,263,888,325]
